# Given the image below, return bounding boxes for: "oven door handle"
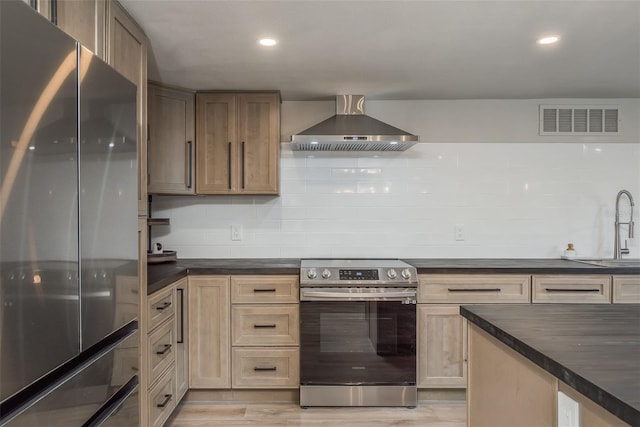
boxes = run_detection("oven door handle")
[300,289,416,301]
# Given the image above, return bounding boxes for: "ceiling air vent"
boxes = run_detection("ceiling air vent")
[539,105,620,135]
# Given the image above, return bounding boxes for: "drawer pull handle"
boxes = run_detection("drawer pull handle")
[156,344,172,355]
[254,324,277,328]
[157,394,172,408]
[253,288,277,293]
[155,301,171,311]
[254,366,277,371]
[448,288,502,292]
[545,288,600,293]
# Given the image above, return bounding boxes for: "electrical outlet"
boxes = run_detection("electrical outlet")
[231,224,243,241]
[557,391,580,427]
[455,223,465,241]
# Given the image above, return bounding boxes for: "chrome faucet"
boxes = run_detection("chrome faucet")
[614,190,635,259]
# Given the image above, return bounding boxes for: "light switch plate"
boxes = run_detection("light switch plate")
[231,224,243,241]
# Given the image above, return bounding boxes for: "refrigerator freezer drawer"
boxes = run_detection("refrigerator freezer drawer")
[3,328,139,427]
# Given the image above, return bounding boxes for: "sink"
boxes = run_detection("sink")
[570,258,640,268]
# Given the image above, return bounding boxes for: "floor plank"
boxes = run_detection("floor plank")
[167,401,466,426]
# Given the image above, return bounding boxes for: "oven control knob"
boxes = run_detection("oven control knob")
[307,268,317,279]
[321,269,332,279]
[387,268,398,279]
[401,268,412,280]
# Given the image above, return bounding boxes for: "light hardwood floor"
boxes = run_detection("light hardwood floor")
[167,401,467,426]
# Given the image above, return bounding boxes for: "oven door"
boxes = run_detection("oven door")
[300,288,416,386]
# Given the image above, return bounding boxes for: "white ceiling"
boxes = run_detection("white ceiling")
[119,0,640,101]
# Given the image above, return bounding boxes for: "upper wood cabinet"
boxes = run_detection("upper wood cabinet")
[196,92,280,195]
[20,0,105,59]
[106,0,148,215]
[148,83,195,195]
[56,0,106,59]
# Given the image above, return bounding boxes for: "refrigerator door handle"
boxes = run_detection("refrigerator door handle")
[81,376,138,427]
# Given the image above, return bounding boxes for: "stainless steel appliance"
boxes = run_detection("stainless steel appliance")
[299,259,418,407]
[1,1,138,425]
[290,95,419,151]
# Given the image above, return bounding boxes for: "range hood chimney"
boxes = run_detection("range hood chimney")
[290,95,419,151]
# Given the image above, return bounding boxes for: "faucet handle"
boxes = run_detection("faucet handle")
[621,240,630,256]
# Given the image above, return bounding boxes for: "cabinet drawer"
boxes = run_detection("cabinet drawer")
[612,275,640,303]
[148,364,176,427]
[418,275,531,303]
[148,286,175,332]
[532,275,611,303]
[232,347,299,389]
[231,275,299,304]
[231,305,299,346]
[148,318,176,387]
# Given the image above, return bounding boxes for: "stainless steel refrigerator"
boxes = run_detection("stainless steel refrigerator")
[1,1,139,425]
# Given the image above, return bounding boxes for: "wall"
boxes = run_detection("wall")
[151,99,640,259]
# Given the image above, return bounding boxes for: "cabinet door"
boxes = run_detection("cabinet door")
[188,276,230,388]
[417,305,467,388]
[148,84,195,194]
[106,0,147,216]
[175,278,189,401]
[237,93,280,194]
[56,0,105,59]
[196,93,237,194]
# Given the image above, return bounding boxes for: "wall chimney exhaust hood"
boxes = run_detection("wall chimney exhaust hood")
[290,95,419,151]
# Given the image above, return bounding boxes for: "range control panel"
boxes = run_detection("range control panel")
[300,259,417,287]
[339,269,379,281]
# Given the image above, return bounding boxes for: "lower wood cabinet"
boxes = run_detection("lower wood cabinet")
[175,279,189,401]
[188,276,231,388]
[467,324,629,427]
[417,274,531,389]
[189,275,299,390]
[417,305,467,388]
[145,277,189,427]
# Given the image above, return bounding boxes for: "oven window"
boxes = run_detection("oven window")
[300,300,416,386]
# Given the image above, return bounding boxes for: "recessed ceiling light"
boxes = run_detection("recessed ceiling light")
[258,38,277,47]
[537,35,560,45]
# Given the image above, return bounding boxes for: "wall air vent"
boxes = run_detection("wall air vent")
[539,105,620,135]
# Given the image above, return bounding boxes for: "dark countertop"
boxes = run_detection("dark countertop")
[405,258,640,274]
[460,304,640,426]
[147,258,639,295]
[147,258,300,295]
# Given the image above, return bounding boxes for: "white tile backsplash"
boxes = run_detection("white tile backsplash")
[152,141,640,259]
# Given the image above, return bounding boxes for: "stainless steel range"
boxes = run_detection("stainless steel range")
[299,259,418,408]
